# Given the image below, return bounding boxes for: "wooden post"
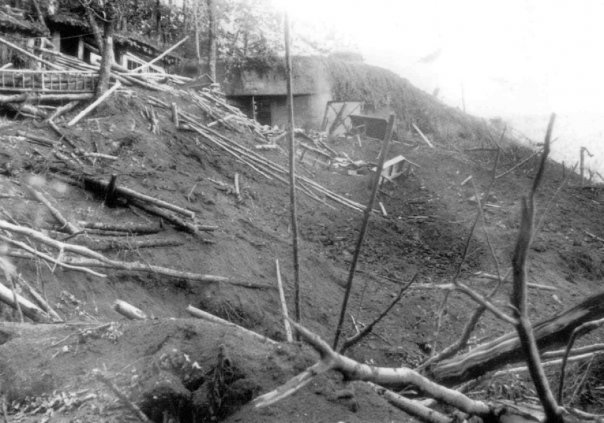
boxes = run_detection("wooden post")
[284,12,302,325]
[171,102,179,127]
[332,114,396,350]
[104,174,118,207]
[275,259,293,342]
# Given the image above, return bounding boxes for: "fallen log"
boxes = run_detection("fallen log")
[77,221,162,235]
[6,102,47,119]
[0,219,268,289]
[78,175,196,219]
[47,119,80,151]
[46,100,81,122]
[16,131,57,147]
[2,236,108,278]
[0,93,92,103]
[0,281,51,323]
[186,305,276,344]
[131,200,215,238]
[25,183,80,235]
[429,289,604,385]
[113,300,148,320]
[253,319,493,420]
[73,235,184,252]
[15,275,62,322]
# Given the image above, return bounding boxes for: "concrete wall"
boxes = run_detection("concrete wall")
[228,92,331,130]
[269,93,331,130]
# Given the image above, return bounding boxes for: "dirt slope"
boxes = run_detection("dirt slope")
[0,83,603,422]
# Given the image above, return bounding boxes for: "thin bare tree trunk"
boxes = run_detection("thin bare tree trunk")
[283,13,301,324]
[96,18,115,98]
[192,2,201,68]
[510,113,562,423]
[207,0,217,81]
[85,8,104,56]
[332,114,395,350]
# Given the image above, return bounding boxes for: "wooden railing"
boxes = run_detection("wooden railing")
[0,70,97,93]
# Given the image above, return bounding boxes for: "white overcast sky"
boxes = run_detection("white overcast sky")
[271,0,604,172]
[274,0,604,117]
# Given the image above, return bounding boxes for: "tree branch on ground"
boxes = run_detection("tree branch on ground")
[253,319,495,420]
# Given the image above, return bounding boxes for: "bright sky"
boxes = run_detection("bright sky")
[272,0,604,174]
[274,0,604,117]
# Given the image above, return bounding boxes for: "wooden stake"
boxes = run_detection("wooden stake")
[284,12,302,325]
[104,174,118,208]
[332,114,396,350]
[275,259,293,342]
[378,201,387,217]
[67,80,121,127]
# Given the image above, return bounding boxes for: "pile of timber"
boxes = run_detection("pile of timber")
[149,95,369,213]
[188,89,267,140]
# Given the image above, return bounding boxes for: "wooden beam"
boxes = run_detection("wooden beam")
[67,81,121,127]
[129,36,189,73]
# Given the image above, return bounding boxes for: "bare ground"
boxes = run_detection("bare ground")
[0,88,603,422]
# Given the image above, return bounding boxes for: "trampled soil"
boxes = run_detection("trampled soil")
[0,87,603,422]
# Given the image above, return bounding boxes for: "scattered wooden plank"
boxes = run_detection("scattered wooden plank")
[412,123,435,148]
[378,201,388,216]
